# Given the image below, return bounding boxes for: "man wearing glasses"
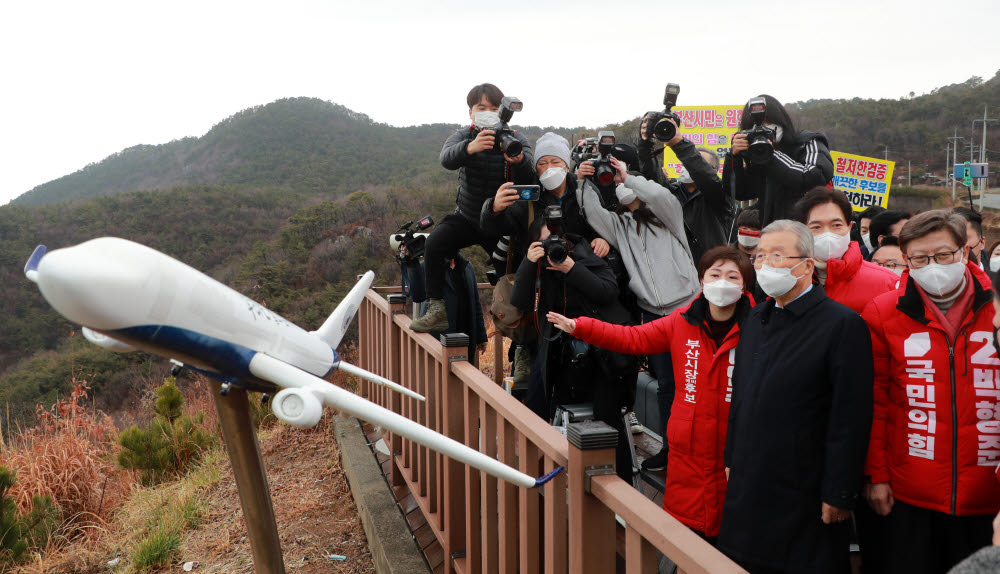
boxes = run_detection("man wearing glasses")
[719,220,874,574]
[861,209,1000,574]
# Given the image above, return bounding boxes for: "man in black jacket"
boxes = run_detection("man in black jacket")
[638,117,733,265]
[720,219,873,574]
[412,83,535,333]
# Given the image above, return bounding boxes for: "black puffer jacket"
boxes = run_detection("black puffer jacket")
[638,137,733,265]
[440,126,535,227]
[722,131,833,227]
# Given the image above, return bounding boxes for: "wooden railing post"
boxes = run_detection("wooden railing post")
[387,294,407,487]
[440,333,470,574]
[567,421,618,574]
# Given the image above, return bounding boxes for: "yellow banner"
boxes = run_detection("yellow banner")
[662,105,743,178]
[830,152,895,212]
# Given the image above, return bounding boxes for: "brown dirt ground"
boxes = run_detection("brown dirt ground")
[179,416,377,573]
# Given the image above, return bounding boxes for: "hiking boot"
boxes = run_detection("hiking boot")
[626,411,643,434]
[641,448,668,472]
[512,346,532,386]
[410,299,449,333]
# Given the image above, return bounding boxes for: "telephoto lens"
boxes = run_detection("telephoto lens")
[499,132,522,157]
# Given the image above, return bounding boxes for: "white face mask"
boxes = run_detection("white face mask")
[763,123,784,143]
[702,279,743,307]
[991,258,1000,273]
[615,183,637,205]
[812,231,851,261]
[889,266,904,277]
[862,233,874,252]
[737,234,760,248]
[909,261,966,297]
[678,170,694,184]
[539,167,567,191]
[473,110,501,129]
[757,260,809,298]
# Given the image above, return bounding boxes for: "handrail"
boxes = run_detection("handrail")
[451,361,568,466]
[357,288,746,574]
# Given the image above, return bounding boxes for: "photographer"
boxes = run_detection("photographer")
[577,153,701,471]
[412,83,535,333]
[722,94,833,226]
[509,210,635,481]
[481,132,605,259]
[637,117,733,264]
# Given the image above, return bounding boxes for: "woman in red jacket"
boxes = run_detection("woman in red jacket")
[547,246,755,542]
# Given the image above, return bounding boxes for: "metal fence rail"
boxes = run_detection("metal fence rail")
[357,289,746,574]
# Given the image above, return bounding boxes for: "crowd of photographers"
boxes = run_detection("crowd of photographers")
[397,83,1000,574]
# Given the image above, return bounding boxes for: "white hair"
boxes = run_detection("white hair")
[762,219,814,258]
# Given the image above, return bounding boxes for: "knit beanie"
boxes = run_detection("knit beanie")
[534,132,571,169]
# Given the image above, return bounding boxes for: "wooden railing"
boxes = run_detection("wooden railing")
[357,289,746,574]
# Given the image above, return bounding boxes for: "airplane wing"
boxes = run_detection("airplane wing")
[247,352,562,489]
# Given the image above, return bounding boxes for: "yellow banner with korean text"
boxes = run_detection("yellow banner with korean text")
[830,151,895,212]
[662,105,743,178]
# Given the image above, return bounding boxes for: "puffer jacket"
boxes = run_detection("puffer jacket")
[818,241,900,313]
[862,262,1000,516]
[576,174,699,316]
[722,131,833,226]
[440,126,535,227]
[574,292,754,537]
[638,137,733,264]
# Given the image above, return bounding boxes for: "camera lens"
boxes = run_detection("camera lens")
[546,241,568,264]
[595,164,615,186]
[500,133,522,157]
[746,138,773,165]
[653,118,677,142]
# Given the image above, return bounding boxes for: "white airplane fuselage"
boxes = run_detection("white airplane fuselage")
[32,237,337,389]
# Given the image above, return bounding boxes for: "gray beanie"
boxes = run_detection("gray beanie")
[534,132,571,169]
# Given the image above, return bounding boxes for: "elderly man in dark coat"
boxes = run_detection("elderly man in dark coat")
[720,219,873,574]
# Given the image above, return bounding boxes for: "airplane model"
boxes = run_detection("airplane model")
[24,237,561,489]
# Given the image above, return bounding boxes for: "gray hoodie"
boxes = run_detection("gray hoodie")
[577,174,700,316]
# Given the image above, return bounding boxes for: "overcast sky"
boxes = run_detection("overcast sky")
[1,0,998,205]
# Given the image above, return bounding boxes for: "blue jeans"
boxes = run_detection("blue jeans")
[642,310,674,443]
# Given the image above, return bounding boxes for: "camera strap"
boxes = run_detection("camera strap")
[534,262,567,342]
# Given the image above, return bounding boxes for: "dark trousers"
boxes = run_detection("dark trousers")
[882,500,993,574]
[854,498,889,573]
[423,213,499,300]
[641,310,674,443]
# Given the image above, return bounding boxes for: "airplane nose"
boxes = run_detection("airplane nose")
[34,243,150,330]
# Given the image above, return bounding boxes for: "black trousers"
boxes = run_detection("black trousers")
[882,500,993,574]
[423,213,499,300]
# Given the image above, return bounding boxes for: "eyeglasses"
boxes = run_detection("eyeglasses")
[876,262,906,270]
[906,247,962,269]
[749,253,811,267]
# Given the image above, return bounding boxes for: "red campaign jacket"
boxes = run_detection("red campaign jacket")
[862,263,1000,516]
[575,293,754,536]
[819,241,900,314]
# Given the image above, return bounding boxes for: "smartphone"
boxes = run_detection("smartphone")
[512,185,540,202]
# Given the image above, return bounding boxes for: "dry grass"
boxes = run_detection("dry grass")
[0,381,135,528]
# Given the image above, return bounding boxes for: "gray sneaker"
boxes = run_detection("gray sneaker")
[512,346,531,385]
[627,411,643,434]
[410,299,449,333]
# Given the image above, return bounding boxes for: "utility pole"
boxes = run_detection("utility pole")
[908,160,912,187]
[945,143,951,191]
[949,129,963,201]
[881,145,893,161]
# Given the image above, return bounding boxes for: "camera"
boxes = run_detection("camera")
[572,137,598,167]
[473,96,524,158]
[390,216,434,262]
[643,83,683,142]
[541,205,569,264]
[740,97,776,165]
[587,131,617,187]
[512,185,540,202]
